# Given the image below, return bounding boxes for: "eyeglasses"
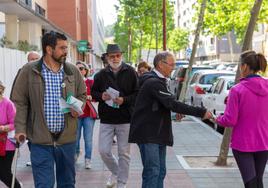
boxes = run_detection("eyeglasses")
[162,61,175,68]
[108,53,122,59]
[78,67,85,71]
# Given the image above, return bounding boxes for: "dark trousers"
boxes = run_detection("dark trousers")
[138,143,167,188]
[0,151,21,188]
[233,149,268,188]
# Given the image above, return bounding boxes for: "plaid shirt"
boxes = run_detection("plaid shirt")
[42,62,65,133]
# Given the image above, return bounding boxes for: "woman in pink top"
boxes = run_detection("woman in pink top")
[0,81,22,188]
[216,51,268,188]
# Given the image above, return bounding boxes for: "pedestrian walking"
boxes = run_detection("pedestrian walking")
[11,31,86,188]
[75,61,96,169]
[91,44,139,188]
[26,51,41,63]
[129,51,212,188]
[215,50,268,188]
[137,61,151,76]
[0,81,22,188]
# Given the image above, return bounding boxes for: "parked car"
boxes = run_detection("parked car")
[168,65,214,99]
[175,60,189,67]
[202,76,235,134]
[185,70,235,106]
[202,75,235,115]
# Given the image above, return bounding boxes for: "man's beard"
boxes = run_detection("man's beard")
[108,60,122,69]
[52,52,67,64]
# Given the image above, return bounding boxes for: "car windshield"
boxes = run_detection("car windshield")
[199,74,234,85]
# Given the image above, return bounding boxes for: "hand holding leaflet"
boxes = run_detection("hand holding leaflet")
[59,94,84,115]
[105,87,120,108]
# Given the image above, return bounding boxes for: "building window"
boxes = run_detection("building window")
[19,0,32,7]
[183,10,186,16]
[210,38,215,45]
[35,3,46,17]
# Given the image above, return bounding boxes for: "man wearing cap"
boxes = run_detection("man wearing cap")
[91,44,139,188]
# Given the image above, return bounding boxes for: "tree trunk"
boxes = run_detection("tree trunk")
[215,128,232,166]
[216,0,263,166]
[179,0,207,102]
[227,32,234,63]
[128,20,132,63]
[147,22,154,62]
[139,31,143,61]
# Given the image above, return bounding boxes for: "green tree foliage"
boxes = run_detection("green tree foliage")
[17,40,38,53]
[114,0,175,63]
[168,28,189,52]
[203,0,268,43]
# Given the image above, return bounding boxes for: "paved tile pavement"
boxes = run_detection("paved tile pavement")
[1,117,268,188]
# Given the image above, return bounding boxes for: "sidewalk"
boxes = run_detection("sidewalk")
[1,117,268,188]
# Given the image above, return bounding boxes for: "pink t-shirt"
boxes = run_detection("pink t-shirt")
[0,97,16,151]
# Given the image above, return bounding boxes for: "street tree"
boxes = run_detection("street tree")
[114,0,174,63]
[204,0,268,44]
[216,0,264,166]
[179,0,207,102]
[168,28,189,55]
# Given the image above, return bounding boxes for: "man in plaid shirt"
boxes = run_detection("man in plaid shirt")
[12,31,86,188]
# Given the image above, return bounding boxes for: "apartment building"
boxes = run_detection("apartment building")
[47,0,105,68]
[0,0,77,62]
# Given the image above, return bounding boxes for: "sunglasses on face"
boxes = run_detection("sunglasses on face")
[108,53,122,59]
[78,67,85,71]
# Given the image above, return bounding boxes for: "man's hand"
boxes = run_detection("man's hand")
[175,113,185,121]
[202,111,213,120]
[113,97,124,106]
[15,133,26,143]
[102,92,111,101]
[70,108,79,118]
[87,95,92,100]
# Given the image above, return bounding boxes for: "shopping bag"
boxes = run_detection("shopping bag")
[86,101,98,119]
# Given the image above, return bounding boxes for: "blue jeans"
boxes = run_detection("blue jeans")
[31,142,76,188]
[76,117,95,159]
[138,143,167,188]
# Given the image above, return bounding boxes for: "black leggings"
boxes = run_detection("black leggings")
[0,151,21,188]
[233,149,268,188]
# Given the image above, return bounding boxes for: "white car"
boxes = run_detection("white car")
[185,70,235,107]
[202,76,235,116]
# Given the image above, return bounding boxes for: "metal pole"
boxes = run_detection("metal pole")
[163,0,167,50]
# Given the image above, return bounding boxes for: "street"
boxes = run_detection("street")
[2,117,267,188]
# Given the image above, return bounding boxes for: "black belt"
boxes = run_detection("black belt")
[50,132,62,141]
